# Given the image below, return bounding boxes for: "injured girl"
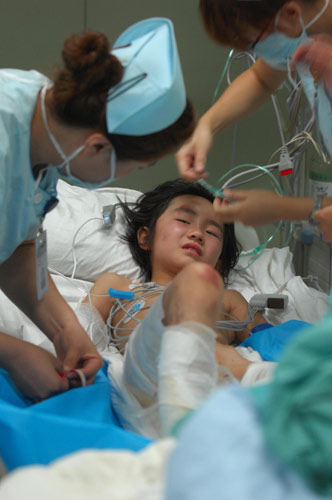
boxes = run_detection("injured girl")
[81,179,275,438]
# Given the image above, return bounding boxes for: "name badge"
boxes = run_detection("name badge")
[35,226,48,300]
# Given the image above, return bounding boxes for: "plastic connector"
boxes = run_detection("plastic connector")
[102,205,116,227]
[249,293,289,312]
[108,288,135,300]
[300,228,313,245]
[279,147,293,176]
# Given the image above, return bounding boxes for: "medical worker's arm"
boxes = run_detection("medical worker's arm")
[293,35,332,97]
[176,59,286,181]
[314,205,332,243]
[0,332,69,400]
[213,189,332,227]
[0,242,103,386]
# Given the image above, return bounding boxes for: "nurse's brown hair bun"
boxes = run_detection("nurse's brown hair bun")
[62,31,123,90]
[51,31,123,128]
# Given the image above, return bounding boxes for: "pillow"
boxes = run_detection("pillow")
[45,180,259,284]
[44,180,142,283]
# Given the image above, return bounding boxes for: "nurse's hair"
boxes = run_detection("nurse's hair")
[121,179,241,282]
[199,0,290,50]
[50,31,195,161]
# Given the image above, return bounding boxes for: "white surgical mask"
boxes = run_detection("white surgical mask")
[40,85,117,189]
[253,0,329,70]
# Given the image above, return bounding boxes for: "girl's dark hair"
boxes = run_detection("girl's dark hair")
[121,179,241,282]
[51,31,195,161]
[199,0,288,50]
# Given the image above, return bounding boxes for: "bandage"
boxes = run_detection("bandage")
[123,294,166,407]
[158,321,218,436]
[119,294,218,438]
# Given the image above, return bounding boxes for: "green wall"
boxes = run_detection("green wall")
[0,0,284,193]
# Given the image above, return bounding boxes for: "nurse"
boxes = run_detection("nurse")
[0,18,195,401]
[176,0,332,240]
[177,0,332,180]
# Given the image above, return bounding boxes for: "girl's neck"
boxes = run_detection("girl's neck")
[150,269,176,287]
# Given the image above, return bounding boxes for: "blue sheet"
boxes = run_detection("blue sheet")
[0,362,151,471]
[165,385,324,500]
[241,320,312,361]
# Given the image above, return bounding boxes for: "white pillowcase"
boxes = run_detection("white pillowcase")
[44,180,142,283]
[45,180,259,284]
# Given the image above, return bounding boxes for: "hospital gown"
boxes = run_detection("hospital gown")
[0,69,59,264]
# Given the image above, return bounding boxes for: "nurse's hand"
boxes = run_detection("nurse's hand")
[7,339,69,401]
[52,326,103,388]
[314,205,332,244]
[213,189,284,226]
[293,35,332,96]
[176,120,212,181]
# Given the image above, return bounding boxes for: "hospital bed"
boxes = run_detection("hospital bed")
[2,179,327,353]
[0,180,329,498]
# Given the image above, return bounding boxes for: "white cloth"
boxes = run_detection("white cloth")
[0,439,176,500]
[236,346,276,386]
[228,247,329,324]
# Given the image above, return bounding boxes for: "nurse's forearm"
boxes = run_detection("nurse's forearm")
[200,60,286,135]
[0,243,78,343]
[0,332,25,370]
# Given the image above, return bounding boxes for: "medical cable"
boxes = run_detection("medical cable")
[31,166,48,199]
[211,49,235,105]
[286,57,302,93]
[48,262,289,360]
[268,129,327,164]
[215,310,252,337]
[203,163,284,264]
[198,163,279,196]
[220,163,280,190]
[271,94,286,147]
[203,51,292,266]
[48,266,117,349]
[313,80,327,162]
[70,368,87,387]
[106,286,288,353]
[223,50,287,147]
[70,217,104,279]
[107,283,165,353]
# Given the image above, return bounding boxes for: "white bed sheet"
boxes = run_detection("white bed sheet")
[0,181,330,498]
[0,180,328,350]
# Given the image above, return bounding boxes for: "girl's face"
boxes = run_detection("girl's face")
[145,195,224,281]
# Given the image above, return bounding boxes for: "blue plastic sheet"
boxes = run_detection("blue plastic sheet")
[241,320,312,361]
[0,363,151,471]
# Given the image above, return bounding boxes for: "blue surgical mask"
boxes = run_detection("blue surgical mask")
[40,85,117,189]
[296,61,332,159]
[253,0,329,70]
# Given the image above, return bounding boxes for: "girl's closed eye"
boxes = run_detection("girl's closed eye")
[176,218,190,224]
[206,229,222,239]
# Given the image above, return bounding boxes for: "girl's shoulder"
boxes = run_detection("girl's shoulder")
[94,272,132,292]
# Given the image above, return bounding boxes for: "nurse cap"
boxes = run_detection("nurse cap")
[107,17,186,136]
